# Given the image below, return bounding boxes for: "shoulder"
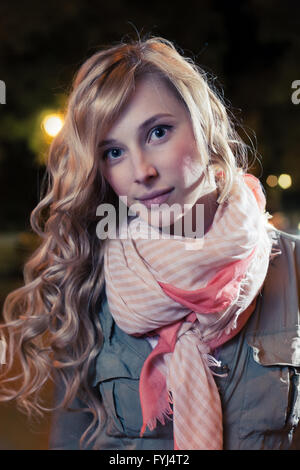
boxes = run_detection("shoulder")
[271,227,300,253]
[267,228,300,289]
[253,227,299,328]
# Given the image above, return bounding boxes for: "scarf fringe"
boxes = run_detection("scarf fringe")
[140,351,227,440]
[140,391,173,437]
[203,353,229,377]
[224,223,279,336]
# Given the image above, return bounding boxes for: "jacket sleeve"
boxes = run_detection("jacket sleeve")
[48,378,95,450]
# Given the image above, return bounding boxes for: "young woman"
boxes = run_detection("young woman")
[1,37,299,451]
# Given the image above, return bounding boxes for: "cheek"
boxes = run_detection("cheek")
[170,142,203,187]
[182,155,204,186]
[104,166,129,198]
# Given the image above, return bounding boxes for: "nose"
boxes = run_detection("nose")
[132,151,158,183]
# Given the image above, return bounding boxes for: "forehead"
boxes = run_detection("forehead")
[106,76,186,137]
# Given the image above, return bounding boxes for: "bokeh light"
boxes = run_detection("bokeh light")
[278,174,292,189]
[42,114,63,137]
[266,175,278,188]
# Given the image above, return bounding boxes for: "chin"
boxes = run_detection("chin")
[147,209,184,235]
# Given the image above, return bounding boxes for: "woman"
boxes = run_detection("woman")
[1,37,299,451]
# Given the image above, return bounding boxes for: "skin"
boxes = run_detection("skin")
[99,75,218,236]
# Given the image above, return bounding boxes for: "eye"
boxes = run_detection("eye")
[148,125,173,142]
[103,147,123,161]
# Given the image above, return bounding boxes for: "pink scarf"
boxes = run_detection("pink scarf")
[103,173,274,450]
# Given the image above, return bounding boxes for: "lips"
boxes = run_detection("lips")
[136,188,174,208]
[137,188,174,201]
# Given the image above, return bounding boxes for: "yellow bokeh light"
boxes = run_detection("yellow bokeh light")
[42,114,63,137]
[278,173,292,189]
[266,175,278,188]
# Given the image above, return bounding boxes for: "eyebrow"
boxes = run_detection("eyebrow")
[98,113,174,148]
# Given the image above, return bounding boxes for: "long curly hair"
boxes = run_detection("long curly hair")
[0,36,252,449]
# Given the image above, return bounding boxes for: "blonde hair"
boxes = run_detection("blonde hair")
[0,36,253,449]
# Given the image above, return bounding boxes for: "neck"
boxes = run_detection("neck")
[163,188,219,238]
[200,187,219,234]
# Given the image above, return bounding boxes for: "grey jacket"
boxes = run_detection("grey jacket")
[49,229,300,450]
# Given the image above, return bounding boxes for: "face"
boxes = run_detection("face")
[99,75,212,233]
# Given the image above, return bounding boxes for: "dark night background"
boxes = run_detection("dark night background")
[0,0,299,449]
